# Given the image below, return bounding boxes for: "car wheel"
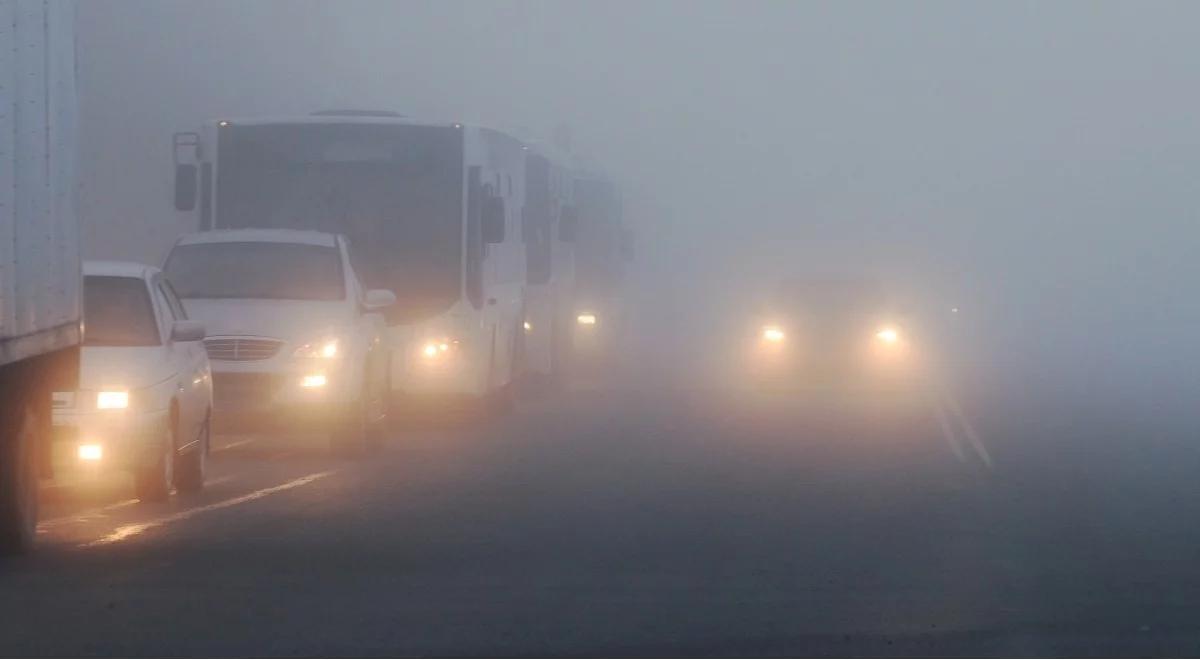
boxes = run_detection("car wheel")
[135,423,175,502]
[175,413,208,493]
[0,403,40,555]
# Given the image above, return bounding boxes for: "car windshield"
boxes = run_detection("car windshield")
[83,276,160,347]
[163,242,344,300]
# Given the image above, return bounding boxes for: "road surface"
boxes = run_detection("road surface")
[3,377,1199,655]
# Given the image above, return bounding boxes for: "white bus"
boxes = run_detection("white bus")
[171,114,528,406]
[521,144,577,382]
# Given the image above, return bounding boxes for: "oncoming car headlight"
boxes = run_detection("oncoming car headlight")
[96,391,129,410]
[576,313,597,326]
[294,338,339,359]
[875,327,900,344]
[761,325,786,343]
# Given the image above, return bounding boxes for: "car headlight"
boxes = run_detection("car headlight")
[96,391,129,410]
[761,325,786,343]
[294,338,339,359]
[419,338,457,360]
[875,327,900,344]
[577,312,597,326]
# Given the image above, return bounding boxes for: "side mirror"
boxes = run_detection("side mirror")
[558,206,578,242]
[171,320,206,343]
[483,197,506,244]
[174,163,198,211]
[363,289,397,311]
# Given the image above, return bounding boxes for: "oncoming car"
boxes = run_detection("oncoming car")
[163,230,395,452]
[52,262,212,501]
[748,277,922,388]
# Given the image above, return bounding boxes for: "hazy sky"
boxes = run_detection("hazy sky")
[77,0,1200,384]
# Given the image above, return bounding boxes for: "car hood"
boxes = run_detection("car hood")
[181,298,353,343]
[80,346,176,391]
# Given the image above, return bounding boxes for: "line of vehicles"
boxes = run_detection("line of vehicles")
[0,1,631,553]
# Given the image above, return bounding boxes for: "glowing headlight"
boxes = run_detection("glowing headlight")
[78,444,103,461]
[524,320,532,332]
[294,339,339,359]
[577,313,597,326]
[300,373,327,388]
[420,339,456,359]
[96,391,129,410]
[875,327,900,344]
[762,325,785,343]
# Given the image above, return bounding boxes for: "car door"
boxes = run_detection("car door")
[153,275,208,446]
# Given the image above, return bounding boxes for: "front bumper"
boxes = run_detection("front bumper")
[210,361,359,430]
[51,408,168,474]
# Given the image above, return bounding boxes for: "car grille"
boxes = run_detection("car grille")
[204,337,284,362]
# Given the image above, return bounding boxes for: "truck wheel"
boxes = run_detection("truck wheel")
[175,414,208,493]
[0,403,40,555]
[135,424,175,502]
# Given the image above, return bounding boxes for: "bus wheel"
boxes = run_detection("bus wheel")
[0,402,40,555]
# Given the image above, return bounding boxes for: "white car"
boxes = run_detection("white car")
[52,262,212,501]
[162,230,395,452]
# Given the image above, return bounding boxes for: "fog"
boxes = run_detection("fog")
[78,1,1200,411]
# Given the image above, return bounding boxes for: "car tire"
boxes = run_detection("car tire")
[0,402,40,555]
[175,413,208,493]
[135,423,175,502]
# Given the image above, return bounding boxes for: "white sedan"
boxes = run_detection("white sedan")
[52,262,212,500]
[162,229,394,453]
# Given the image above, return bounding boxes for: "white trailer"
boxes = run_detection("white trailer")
[0,0,80,553]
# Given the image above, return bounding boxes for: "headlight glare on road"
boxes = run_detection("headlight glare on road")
[96,391,129,410]
[294,338,339,359]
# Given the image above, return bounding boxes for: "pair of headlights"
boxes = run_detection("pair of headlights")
[760,325,902,345]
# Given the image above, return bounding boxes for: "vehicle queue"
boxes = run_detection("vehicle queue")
[48,113,632,499]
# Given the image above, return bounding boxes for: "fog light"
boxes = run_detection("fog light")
[300,373,327,388]
[78,444,103,461]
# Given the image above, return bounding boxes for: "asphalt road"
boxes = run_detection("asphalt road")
[3,374,1200,656]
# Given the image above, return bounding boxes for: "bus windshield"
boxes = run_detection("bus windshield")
[214,123,463,322]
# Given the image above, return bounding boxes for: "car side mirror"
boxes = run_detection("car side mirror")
[363,289,397,311]
[483,197,506,244]
[558,206,578,242]
[174,163,198,211]
[171,320,206,343]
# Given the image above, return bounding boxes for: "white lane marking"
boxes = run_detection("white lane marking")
[942,390,993,469]
[80,471,335,547]
[38,475,239,532]
[931,396,966,462]
[213,437,257,452]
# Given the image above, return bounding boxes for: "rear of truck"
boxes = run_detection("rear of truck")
[0,0,80,553]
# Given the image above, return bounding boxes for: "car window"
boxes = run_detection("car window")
[83,276,161,347]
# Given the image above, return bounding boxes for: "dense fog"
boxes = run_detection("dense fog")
[78,1,1200,412]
